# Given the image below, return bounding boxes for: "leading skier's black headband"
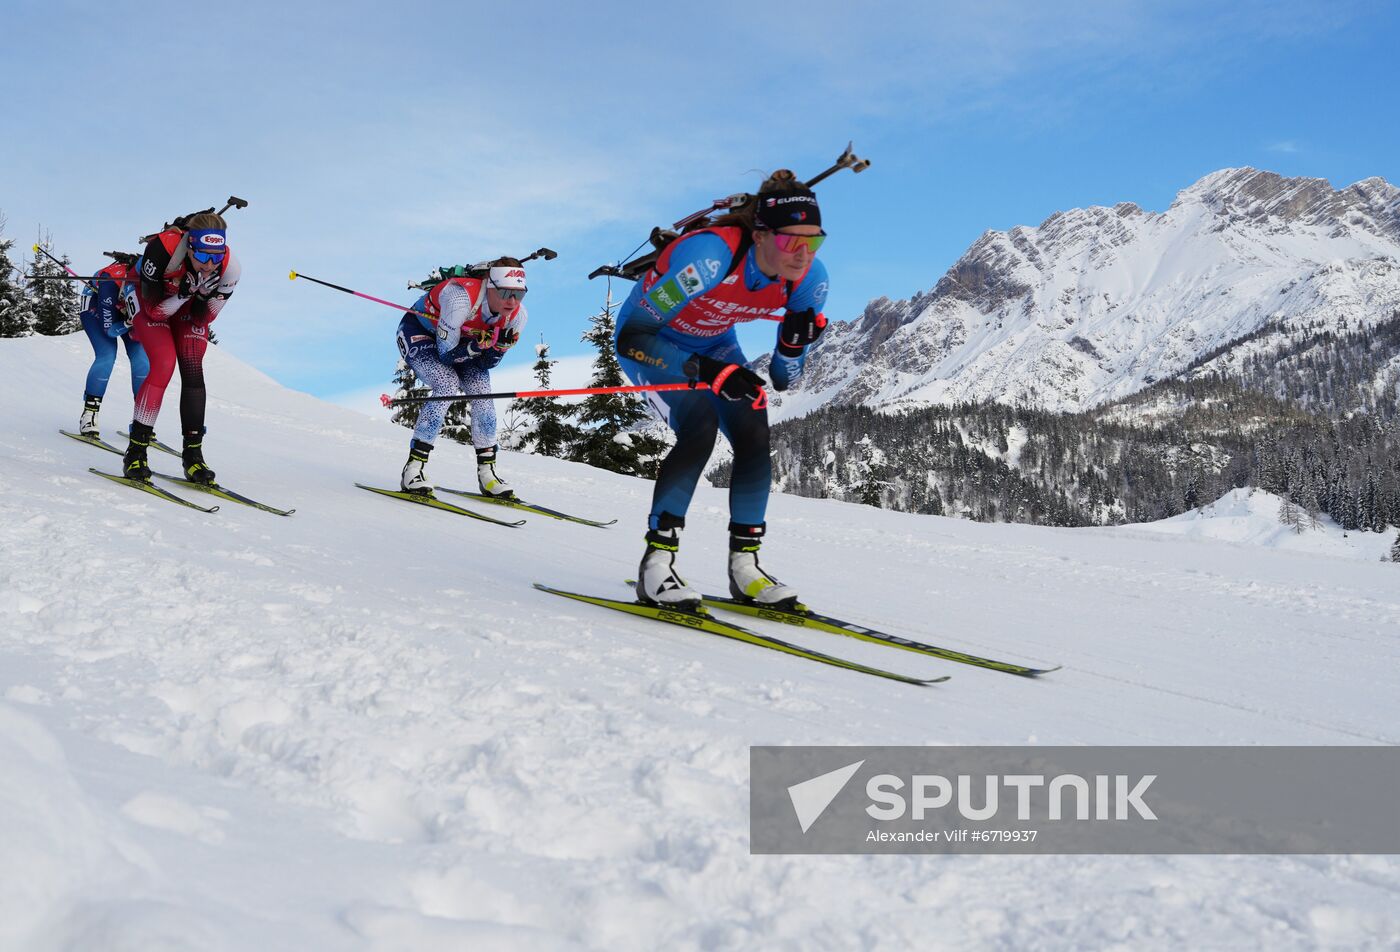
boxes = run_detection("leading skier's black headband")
[755,187,821,230]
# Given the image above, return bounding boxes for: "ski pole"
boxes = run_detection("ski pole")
[381,382,714,406]
[32,243,82,278]
[289,270,435,322]
[382,380,767,412]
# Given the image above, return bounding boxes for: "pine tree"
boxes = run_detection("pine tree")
[440,392,472,445]
[852,434,891,508]
[389,358,428,432]
[568,300,667,477]
[515,339,579,457]
[29,233,80,336]
[1297,479,1324,531]
[0,214,35,338]
[1390,531,1400,563]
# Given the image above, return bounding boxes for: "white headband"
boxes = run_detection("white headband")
[488,265,527,291]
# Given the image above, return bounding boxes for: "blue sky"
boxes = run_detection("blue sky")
[2,0,1397,409]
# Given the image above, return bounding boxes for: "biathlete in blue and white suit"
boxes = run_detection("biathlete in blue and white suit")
[77,259,149,437]
[394,258,529,498]
[615,170,830,608]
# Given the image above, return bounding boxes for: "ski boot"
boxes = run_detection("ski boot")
[182,430,217,485]
[122,421,153,482]
[400,439,434,495]
[727,522,801,608]
[475,444,516,500]
[79,395,102,436]
[635,517,702,609]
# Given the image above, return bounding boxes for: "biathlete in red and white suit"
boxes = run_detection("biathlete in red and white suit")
[614,173,830,609]
[394,258,529,498]
[120,212,241,484]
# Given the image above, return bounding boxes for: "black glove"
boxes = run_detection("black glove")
[495,326,520,350]
[776,307,827,357]
[686,354,768,408]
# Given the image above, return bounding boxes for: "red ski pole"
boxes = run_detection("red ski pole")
[382,379,767,411]
[381,382,715,407]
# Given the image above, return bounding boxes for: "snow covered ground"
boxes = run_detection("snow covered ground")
[1127,488,1396,562]
[2,334,1398,952]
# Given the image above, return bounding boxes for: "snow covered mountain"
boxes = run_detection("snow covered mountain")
[3,335,1400,950]
[767,168,1400,419]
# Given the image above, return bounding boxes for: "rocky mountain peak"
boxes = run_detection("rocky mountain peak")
[1172,168,1400,239]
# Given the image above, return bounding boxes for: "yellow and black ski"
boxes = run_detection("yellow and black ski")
[60,429,123,456]
[355,483,525,527]
[698,592,1060,677]
[88,468,220,513]
[534,583,948,686]
[438,486,616,527]
[155,473,295,517]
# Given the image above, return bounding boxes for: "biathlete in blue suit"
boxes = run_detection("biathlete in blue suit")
[77,259,149,436]
[615,169,830,608]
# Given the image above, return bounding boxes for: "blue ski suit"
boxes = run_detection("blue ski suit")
[615,226,827,530]
[79,262,149,400]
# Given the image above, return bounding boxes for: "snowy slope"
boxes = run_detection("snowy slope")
[766,168,1400,419]
[1128,488,1396,561]
[3,335,1399,951]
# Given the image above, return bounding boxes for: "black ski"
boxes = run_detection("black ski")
[354,484,525,527]
[535,583,948,686]
[438,487,617,527]
[88,468,220,512]
[154,473,295,516]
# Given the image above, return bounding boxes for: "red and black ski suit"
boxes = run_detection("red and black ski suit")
[130,228,241,434]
